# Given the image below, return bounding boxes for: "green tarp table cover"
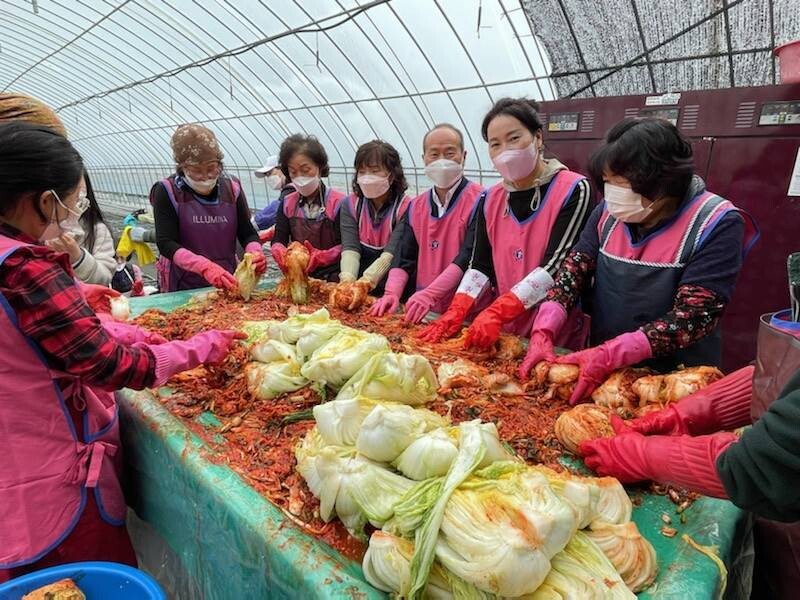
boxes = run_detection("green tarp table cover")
[120,288,745,599]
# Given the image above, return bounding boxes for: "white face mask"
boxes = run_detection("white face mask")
[604,182,653,223]
[266,173,285,191]
[357,173,391,199]
[40,190,88,242]
[294,175,320,197]
[184,174,218,195]
[424,158,464,189]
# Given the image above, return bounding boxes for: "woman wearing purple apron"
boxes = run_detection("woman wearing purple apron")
[270,134,345,282]
[520,118,758,404]
[419,98,592,347]
[151,124,266,292]
[0,122,243,582]
[580,313,800,598]
[370,124,485,319]
[334,140,412,302]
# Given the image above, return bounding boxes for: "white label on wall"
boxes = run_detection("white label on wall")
[645,93,681,106]
[789,147,800,197]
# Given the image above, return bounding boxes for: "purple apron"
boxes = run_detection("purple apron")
[592,191,757,372]
[161,175,239,291]
[283,187,345,282]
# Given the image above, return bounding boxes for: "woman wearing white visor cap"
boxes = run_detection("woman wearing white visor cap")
[254,154,295,231]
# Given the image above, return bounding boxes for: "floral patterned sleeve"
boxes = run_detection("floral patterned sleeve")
[545,249,597,311]
[641,284,726,357]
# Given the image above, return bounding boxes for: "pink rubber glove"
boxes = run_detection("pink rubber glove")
[145,329,247,387]
[245,241,267,276]
[554,330,653,405]
[624,365,754,436]
[404,263,464,324]
[304,241,342,274]
[270,242,288,273]
[103,319,167,346]
[465,292,527,349]
[518,301,568,379]
[173,248,237,291]
[417,293,475,343]
[369,268,408,317]
[579,427,738,497]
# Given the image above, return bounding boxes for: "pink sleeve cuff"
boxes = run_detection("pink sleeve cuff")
[245,241,263,254]
[532,301,568,336]
[384,268,409,298]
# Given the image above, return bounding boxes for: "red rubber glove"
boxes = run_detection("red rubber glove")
[245,241,267,276]
[417,293,475,343]
[518,301,567,379]
[270,242,287,273]
[579,427,738,497]
[145,329,247,387]
[304,241,341,274]
[465,292,526,349]
[79,282,121,315]
[404,263,464,324]
[131,280,145,297]
[172,248,237,291]
[554,330,652,405]
[258,227,275,243]
[369,268,408,317]
[626,365,754,436]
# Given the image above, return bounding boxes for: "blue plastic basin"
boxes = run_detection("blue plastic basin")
[0,562,165,600]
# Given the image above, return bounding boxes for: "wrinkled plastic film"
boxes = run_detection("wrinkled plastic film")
[119,389,383,600]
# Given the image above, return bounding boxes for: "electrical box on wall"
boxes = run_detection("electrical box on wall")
[541,84,800,371]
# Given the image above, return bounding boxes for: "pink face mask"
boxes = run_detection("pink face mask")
[357,174,391,199]
[492,143,539,183]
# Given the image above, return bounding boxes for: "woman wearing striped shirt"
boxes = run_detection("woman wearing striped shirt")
[419,98,591,347]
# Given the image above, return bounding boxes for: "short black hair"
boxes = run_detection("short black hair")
[481,97,542,141]
[588,118,694,201]
[279,133,330,179]
[0,121,84,219]
[422,123,464,152]
[352,140,408,199]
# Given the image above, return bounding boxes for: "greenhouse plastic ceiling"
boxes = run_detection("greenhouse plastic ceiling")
[0,0,796,205]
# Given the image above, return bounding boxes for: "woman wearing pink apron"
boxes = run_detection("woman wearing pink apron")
[370,124,485,319]
[521,117,758,404]
[270,134,345,282]
[580,313,800,598]
[334,141,412,302]
[151,124,266,292]
[419,98,592,347]
[0,122,243,581]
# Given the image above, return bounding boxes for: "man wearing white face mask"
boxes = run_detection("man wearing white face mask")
[333,141,412,308]
[151,124,266,292]
[419,98,592,348]
[370,123,484,320]
[519,118,759,405]
[253,154,294,232]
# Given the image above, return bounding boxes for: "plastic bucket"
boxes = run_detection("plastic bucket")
[774,40,800,84]
[0,562,165,600]
[769,309,800,339]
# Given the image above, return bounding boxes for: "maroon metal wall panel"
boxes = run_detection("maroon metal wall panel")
[541,84,800,371]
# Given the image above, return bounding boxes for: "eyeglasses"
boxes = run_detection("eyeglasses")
[50,189,89,218]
